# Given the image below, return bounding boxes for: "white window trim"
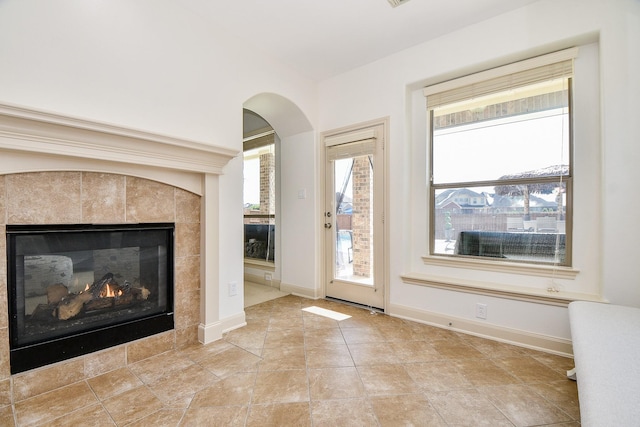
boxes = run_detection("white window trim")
[425,48,575,268]
[402,44,604,303]
[401,272,604,307]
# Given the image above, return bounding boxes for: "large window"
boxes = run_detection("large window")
[425,50,574,266]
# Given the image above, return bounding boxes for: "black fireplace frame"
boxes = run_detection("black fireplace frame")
[6,223,175,374]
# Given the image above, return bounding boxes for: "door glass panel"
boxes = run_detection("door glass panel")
[334,155,373,285]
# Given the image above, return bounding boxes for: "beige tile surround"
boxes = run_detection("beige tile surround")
[0,172,201,408]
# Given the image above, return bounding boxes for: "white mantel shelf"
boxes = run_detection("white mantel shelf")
[0,102,245,345]
[0,102,238,175]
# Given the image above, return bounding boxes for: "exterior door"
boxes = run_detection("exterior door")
[324,123,384,310]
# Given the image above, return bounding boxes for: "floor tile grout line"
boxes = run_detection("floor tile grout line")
[28,378,115,427]
[86,378,119,427]
[300,307,314,427]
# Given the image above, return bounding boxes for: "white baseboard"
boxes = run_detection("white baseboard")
[198,311,246,344]
[198,322,222,344]
[221,312,247,334]
[388,302,573,357]
[280,281,321,299]
[244,272,281,289]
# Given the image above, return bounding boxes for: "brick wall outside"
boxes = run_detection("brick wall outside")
[352,156,372,277]
[259,152,275,216]
[433,90,568,129]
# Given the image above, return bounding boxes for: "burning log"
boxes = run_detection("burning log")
[86,273,118,298]
[47,284,69,305]
[131,286,150,300]
[56,291,93,320]
[36,273,152,321]
[84,288,141,311]
[83,296,116,312]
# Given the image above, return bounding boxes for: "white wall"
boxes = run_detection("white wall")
[280,130,320,296]
[318,0,640,349]
[0,1,317,145]
[598,1,640,305]
[0,0,319,332]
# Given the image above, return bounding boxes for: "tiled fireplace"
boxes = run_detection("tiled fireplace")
[7,222,175,373]
[0,103,237,406]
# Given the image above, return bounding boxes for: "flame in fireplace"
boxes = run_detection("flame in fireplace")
[83,282,125,298]
[102,284,123,298]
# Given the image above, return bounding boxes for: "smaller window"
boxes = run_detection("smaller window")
[425,51,574,266]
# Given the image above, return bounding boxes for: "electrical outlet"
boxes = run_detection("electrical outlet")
[476,303,487,319]
[228,281,238,297]
[264,273,272,282]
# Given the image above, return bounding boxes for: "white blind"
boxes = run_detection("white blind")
[424,47,577,109]
[326,138,376,161]
[243,131,275,151]
[324,128,377,147]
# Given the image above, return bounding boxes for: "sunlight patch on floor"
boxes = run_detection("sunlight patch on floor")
[302,306,352,321]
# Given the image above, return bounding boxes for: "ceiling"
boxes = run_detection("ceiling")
[183,0,539,82]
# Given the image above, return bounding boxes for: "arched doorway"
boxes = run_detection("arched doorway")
[243,94,315,305]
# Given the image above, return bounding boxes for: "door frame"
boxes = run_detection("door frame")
[319,117,390,311]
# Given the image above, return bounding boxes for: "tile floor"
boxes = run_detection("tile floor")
[244,281,290,308]
[5,293,580,426]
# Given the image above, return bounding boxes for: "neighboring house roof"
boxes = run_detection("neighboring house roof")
[438,189,558,210]
[492,194,557,209]
[436,188,489,209]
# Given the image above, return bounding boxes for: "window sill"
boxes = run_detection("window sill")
[243,258,275,270]
[422,255,579,279]
[401,271,604,307]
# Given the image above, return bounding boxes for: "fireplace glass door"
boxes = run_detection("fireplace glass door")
[6,223,174,373]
